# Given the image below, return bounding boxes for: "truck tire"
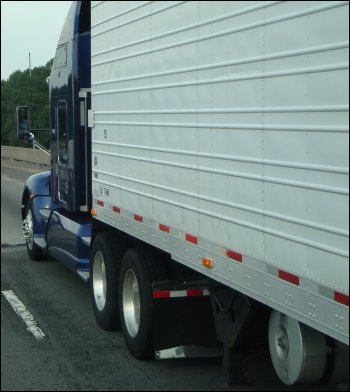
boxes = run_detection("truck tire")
[23,202,47,261]
[90,232,127,330]
[268,309,328,385]
[119,248,167,359]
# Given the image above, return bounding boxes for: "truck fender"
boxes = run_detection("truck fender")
[21,171,58,237]
[21,171,51,219]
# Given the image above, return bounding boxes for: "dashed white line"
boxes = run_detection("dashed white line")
[2,290,46,341]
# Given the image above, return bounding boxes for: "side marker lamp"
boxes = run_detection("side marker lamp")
[202,258,213,269]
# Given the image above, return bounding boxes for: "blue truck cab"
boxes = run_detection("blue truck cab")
[19,1,92,281]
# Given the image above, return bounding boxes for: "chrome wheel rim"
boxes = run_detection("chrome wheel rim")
[122,269,140,338]
[25,209,34,250]
[93,251,107,311]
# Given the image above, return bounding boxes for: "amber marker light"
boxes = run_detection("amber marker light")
[91,209,97,216]
[202,258,213,269]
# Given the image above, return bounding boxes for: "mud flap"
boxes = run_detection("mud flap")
[152,279,221,352]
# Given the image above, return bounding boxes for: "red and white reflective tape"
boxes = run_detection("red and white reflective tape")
[278,269,300,286]
[134,214,143,223]
[185,233,198,245]
[334,291,349,307]
[93,199,349,309]
[159,224,170,233]
[153,289,210,299]
[226,249,243,263]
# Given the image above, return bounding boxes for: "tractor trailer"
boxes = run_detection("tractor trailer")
[16,1,348,386]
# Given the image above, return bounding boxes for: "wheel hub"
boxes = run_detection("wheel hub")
[93,251,107,311]
[268,310,328,385]
[122,269,140,338]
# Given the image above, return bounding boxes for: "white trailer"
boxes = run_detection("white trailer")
[89,0,349,385]
[91,0,348,351]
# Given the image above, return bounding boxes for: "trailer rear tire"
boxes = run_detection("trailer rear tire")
[268,310,328,385]
[119,248,166,359]
[90,232,127,330]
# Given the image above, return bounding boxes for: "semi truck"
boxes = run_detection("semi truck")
[16,1,348,386]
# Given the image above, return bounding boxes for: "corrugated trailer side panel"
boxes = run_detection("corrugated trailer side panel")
[91,1,349,343]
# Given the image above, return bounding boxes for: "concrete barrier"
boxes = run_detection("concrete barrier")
[1,145,50,166]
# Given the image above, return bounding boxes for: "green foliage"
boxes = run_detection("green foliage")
[1,59,53,148]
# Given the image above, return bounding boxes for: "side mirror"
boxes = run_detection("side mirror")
[16,106,31,140]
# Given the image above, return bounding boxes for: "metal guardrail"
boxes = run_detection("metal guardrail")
[33,140,50,156]
[31,135,51,169]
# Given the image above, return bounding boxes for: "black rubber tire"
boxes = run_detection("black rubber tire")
[24,202,47,261]
[90,232,127,330]
[119,248,167,359]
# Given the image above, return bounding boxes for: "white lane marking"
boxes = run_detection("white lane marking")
[1,290,46,341]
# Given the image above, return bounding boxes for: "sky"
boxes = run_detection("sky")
[1,1,73,81]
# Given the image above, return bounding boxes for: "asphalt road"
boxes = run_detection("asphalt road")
[1,158,346,391]
[1,158,41,245]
